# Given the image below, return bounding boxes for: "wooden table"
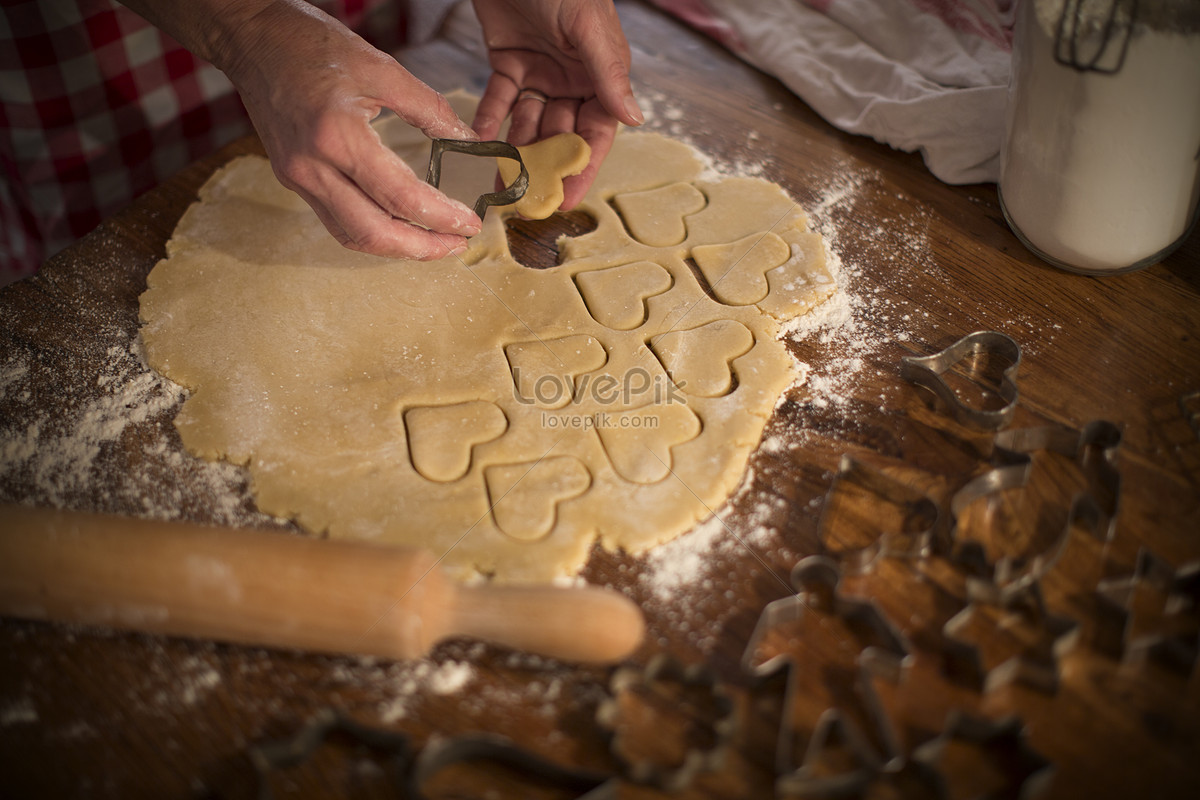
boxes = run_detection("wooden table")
[2,3,1198,797]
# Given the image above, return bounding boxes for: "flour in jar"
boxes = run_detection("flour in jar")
[999,0,1200,273]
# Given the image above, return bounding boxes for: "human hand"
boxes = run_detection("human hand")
[219,1,482,260]
[471,0,643,210]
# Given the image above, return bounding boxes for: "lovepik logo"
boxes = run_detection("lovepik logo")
[512,366,686,407]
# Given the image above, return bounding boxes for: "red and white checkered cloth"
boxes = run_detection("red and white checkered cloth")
[0,0,430,284]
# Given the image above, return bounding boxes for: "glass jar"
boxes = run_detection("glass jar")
[999,0,1200,275]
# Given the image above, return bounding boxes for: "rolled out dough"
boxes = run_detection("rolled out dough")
[139,94,836,582]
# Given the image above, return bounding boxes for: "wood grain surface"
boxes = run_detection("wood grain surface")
[2,3,1198,798]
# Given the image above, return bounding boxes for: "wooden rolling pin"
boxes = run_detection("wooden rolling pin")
[0,505,644,663]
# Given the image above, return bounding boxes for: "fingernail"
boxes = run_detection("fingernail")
[456,120,480,141]
[624,94,645,125]
[451,200,482,234]
[458,218,481,236]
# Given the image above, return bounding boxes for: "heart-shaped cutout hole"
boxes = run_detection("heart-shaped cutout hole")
[506,211,599,269]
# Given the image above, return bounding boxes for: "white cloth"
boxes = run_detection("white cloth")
[659,0,1016,184]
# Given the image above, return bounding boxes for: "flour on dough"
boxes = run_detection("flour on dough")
[138,94,836,582]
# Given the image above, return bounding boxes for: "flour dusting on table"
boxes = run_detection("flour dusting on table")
[633,107,933,644]
[0,323,284,529]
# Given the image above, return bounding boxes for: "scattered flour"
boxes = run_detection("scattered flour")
[0,86,940,746]
[0,325,283,528]
[0,696,38,726]
[376,658,477,724]
[177,660,222,707]
[633,104,937,617]
[641,86,769,180]
[642,514,728,603]
[1,338,183,502]
[643,465,792,609]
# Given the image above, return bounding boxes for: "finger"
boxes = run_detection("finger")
[540,97,581,139]
[573,9,643,126]
[508,91,547,146]
[347,145,482,235]
[302,197,354,249]
[298,165,470,260]
[474,72,519,141]
[320,107,481,234]
[375,59,478,141]
[560,97,618,210]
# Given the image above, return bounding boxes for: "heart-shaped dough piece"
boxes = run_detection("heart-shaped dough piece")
[486,456,591,541]
[404,401,507,482]
[650,320,755,398]
[498,133,591,219]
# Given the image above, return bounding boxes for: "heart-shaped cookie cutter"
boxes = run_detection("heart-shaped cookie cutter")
[900,331,1022,430]
[426,139,529,220]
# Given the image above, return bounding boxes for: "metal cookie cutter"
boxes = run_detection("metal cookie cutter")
[950,420,1122,607]
[595,653,736,793]
[942,581,1081,694]
[426,139,529,220]
[901,331,1022,430]
[817,456,942,575]
[1095,547,1200,674]
[912,711,1055,800]
[250,707,615,800]
[411,733,616,800]
[249,708,412,800]
[741,555,913,796]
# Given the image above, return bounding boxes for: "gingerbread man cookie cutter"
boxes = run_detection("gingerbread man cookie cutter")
[741,555,914,795]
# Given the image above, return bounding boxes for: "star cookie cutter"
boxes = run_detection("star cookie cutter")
[942,580,1081,694]
[596,653,736,792]
[741,556,913,795]
[1095,547,1200,674]
[817,455,942,575]
[950,421,1122,606]
[426,139,529,220]
[911,711,1055,799]
[901,331,1022,430]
